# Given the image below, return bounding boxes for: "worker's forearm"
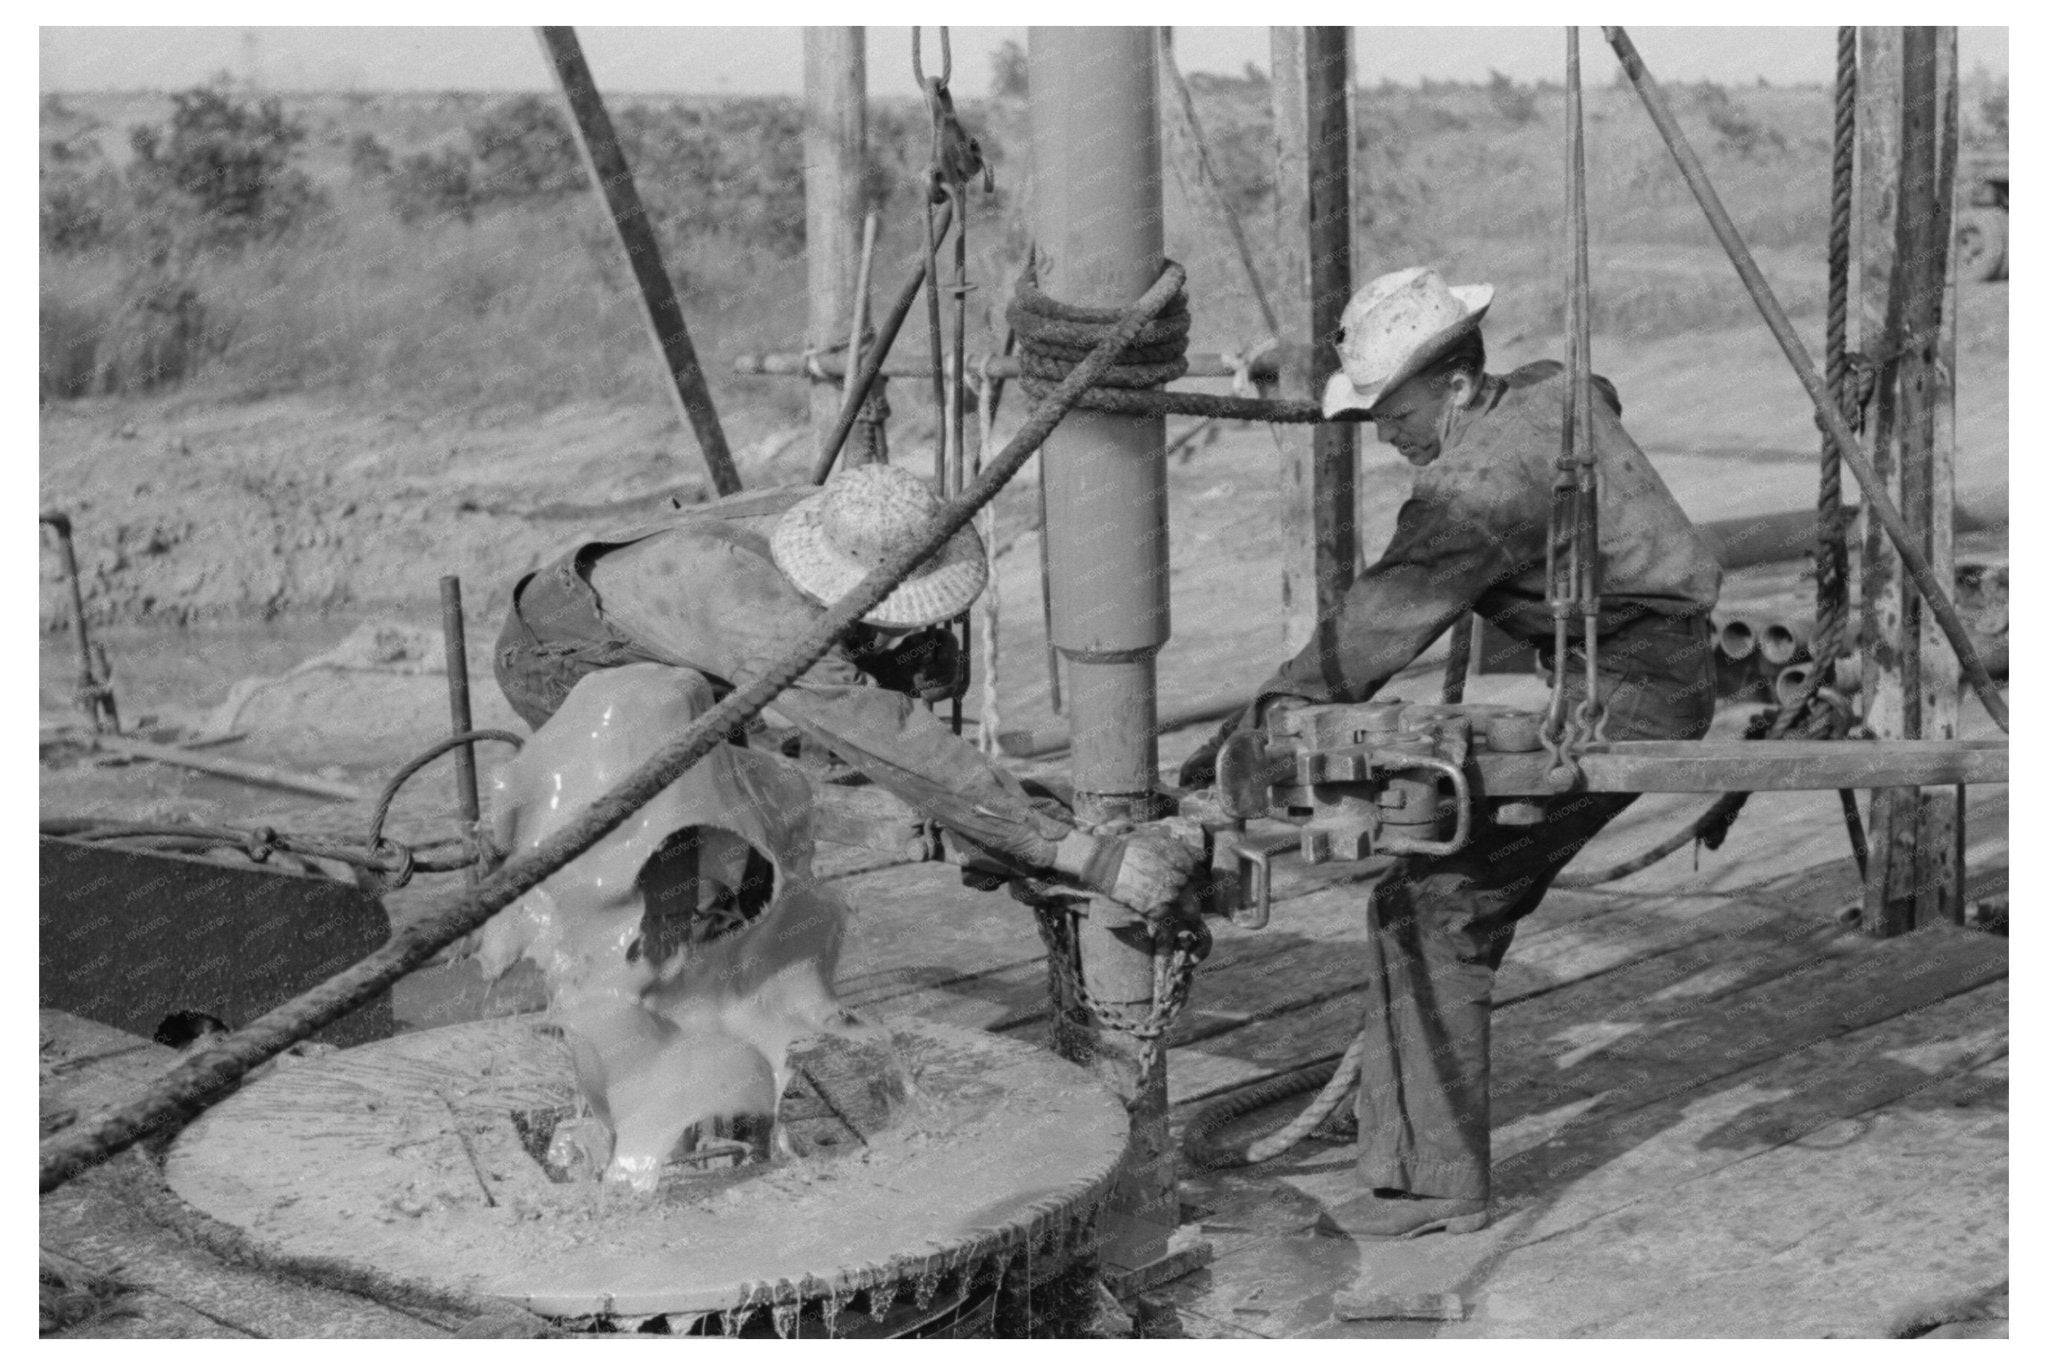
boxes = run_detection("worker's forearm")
[770,682,1073,868]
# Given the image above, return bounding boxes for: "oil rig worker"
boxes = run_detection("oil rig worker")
[1181,266,1722,1238]
[493,461,1195,921]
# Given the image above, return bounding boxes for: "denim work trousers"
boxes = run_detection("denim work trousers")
[1352,615,1717,1201]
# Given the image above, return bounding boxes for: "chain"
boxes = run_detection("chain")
[1029,894,1209,1056]
[910,24,992,740]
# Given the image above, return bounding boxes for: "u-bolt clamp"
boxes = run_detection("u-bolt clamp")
[1372,751,1474,859]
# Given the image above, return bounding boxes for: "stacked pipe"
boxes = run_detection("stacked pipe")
[1713,614,1864,705]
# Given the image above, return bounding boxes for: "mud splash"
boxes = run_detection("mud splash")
[476,663,860,1189]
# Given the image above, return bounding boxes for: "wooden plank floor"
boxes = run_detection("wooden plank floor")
[45,780,2007,1338]
[830,779,2009,1339]
[39,1012,460,1339]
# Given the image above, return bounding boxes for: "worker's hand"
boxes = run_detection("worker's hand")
[1112,825,1200,918]
[1177,698,1302,790]
[1052,826,1196,919]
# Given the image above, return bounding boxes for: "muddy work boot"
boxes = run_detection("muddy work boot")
[1318,1189,1489,1240]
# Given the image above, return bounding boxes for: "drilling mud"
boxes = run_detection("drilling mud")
[163,1014,1128,1333]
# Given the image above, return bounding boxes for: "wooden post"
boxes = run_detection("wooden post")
[536,27,741,497]
[1857,28,1961,935]
[804,28,868,469]
[1272,27,1357,659]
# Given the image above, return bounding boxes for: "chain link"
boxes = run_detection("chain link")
[1029,894,1209,1057]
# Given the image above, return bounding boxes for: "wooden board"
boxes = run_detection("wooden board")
[1158,928,2004,1338]
[1167,893,1821,1106]
[39,1011,453,1340]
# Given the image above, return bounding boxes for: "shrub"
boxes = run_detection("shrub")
[387,147,479,225]
[127,79,326,245]
[467,93,587,204]
[41,260,228,399]
[1487,69,1540,126]
[346,132,393,181]
[1694,82,1786,159]
[39,162,124,254]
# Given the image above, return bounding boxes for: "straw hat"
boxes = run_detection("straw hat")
[1321,267,1494,418]
[770,463,988,628]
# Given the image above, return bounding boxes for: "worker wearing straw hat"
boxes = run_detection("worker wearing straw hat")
[1184,266,1723,1238]
[495,461,1195,920]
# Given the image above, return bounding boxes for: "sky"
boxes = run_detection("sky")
[38,25,2013,98]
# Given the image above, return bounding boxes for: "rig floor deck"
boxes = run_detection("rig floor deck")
[41,771,2007,1338]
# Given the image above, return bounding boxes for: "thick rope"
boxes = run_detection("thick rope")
[39,261,1191,1197]
[1009,269,1325,423]
[1813,25,1857,676]
[1182,1037,1366,1170]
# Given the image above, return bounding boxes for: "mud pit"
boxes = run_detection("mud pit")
[164,1014,1127,1333]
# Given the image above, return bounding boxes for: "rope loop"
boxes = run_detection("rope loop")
[1010,266,1194,406]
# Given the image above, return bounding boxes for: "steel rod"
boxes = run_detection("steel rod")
[809,199,955,484]
[438,577,483,887]
[843,211,879,408]
[1160,27,1280,338]
[84,733,368,803]
[745,348,1271,383]
[1604,25,2006,733]
[536,26,740,497]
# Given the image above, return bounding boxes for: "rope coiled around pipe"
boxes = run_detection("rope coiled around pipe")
[1009,264,1325,424]
[38,261,1194,1197]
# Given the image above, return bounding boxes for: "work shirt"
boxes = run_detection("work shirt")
[493,487,1071,871]
[1252,361,1722,718]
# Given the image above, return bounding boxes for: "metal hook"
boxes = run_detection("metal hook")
[911,26,953,95]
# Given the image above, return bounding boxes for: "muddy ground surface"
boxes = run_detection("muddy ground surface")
[39,286,2009,935]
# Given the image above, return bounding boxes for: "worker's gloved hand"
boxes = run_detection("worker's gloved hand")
[1052,825,1197,920]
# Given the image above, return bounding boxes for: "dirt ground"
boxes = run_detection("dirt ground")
[38,282,2010,909]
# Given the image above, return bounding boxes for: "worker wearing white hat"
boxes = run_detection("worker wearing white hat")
[1186,267,1724,1238]
[495,460,1195,925]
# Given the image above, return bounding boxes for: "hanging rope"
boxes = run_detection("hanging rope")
[1814,26,1858,678]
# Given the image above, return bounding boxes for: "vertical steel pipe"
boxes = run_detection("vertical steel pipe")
[1027,27,1169,822]
[1027,25,1177,1273]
